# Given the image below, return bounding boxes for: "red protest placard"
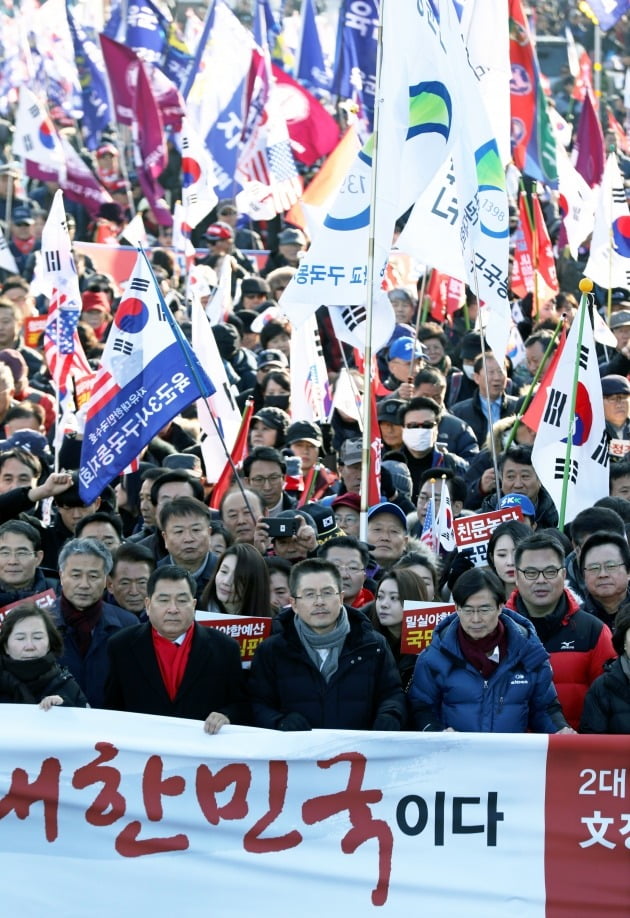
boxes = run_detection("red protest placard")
[195,611,271,662]
[454,506,523,566]
[401,601,455,654]
[0,588,57,624]
[23,316,48,349]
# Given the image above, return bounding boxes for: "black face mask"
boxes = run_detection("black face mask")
[264,394,290,410]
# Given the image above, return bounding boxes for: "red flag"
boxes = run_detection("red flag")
[521,327,567,431]
[509,0,537,175]
[511,194,559,301]
[272,65,340,166]
[574,89,605,188]
[209,401,255,510]
[368,381,382,507]
[426,270,466,322]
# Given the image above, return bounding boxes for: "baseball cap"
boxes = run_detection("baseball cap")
[388,336,424,362]
[367,501,408,529]
[12,206,34,225]
[205,221,233,242]
[377,398,406,423]
[303,501,341,542]
[286,420,322,446]
[499,493,536,518]
[609,311,630,330]
[0,430,51,462]
[601,374,630,396]
[278,227,306,246]
[257,348,288,370]
[241,277,270,297]
[252,407,290,433]
[332,492,361,513]
[339,438,362,466]
[81,290,110,313]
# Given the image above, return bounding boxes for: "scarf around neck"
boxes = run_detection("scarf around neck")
[293,607,351,682]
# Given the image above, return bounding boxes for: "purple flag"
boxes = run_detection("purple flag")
[132,63,171,227]
[27,137,113,219]
[574,91,605,188]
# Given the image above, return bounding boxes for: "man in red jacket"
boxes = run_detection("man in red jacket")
[505,531,615,729]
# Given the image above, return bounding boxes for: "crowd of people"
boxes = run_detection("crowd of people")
[0,2,630,738]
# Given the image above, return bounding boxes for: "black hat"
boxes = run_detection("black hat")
[286,420,322,446]
[377,397,406,423]
[460,332,486,361]
[303,501,342,542]
[257,348,288,369]
[212,323,239,359]
[241,276,271,296]
[252,407,290,433]
[602,374,630,396]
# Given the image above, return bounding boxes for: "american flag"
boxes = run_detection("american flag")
[420,497,438,554]
[44,289,94,404]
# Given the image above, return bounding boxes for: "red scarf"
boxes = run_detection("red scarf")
[12,235,36,255]
[60,595,103,658]
[151,625,194,701]
[457,621,507,679]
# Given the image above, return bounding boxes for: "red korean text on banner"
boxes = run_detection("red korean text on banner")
[0,589,57,625]
[454,507,523,566]
[401,602,455,654]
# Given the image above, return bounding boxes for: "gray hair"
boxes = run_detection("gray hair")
[58,537,113,575]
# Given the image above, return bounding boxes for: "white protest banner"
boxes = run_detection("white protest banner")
[0,709,628,916]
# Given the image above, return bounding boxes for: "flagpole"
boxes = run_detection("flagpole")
[139,249,258,522]
[470,260,502,502]
[558,278,592,529]
[358,2,384,542]
[410,270,429,379]
[503,315,564,451]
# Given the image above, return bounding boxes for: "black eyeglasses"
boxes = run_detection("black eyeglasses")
[405,421,436,429]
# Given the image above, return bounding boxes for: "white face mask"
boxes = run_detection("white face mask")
[462,364,476,380]
[402,427,434,453]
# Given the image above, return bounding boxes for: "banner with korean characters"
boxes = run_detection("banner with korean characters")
[401,601,456,654]
[0,709,627,916]
[195,609,271,663]
[0,588,56,624]
[454,506,523,566]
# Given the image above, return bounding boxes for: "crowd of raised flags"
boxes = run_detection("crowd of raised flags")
[0,2,629,699]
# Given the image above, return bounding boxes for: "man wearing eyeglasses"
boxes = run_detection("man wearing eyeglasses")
[505,532,615,729]
[249,558,406,730]
[399,396,468,502]
[243,446,295,517]
[579,531,630,631]
[0,519,57,607]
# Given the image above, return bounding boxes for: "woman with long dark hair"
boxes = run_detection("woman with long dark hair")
[200,543,272,617]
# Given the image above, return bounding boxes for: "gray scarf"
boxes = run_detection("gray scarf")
[293,607,350,682]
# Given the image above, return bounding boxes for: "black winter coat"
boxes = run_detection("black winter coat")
[580,657,630,734]
[249,607,406,730]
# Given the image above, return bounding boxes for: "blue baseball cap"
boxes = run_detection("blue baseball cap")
[367,501,408,529]
[499,493,535,518]
[388,336,424,362]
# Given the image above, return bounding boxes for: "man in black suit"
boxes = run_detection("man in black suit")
[105,565,249,732]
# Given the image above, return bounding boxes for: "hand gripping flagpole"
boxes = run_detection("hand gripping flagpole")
[558,277,592,530]
[358,3,385,542]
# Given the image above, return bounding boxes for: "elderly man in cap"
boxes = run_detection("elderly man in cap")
[202,221,255,293]
[332,492,361,538]
[601,374,630,442]
[367,502,409,571]
[337,438,363,494]
[262,226,307,275]
[8,206,40,281]
[599,310,630,376]
[237,276,271,310]
[286,419,337,499]
[382,336,425,399]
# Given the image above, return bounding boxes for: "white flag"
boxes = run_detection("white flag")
[13,86,67,181]
[437,479,456,552]
[180,116,218,230]
[556,143,594,260]
[531,295,609,524]
[40,189,81,318]
[584,153,630,289]
[190,293,241,483]
[289,314,331,422]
